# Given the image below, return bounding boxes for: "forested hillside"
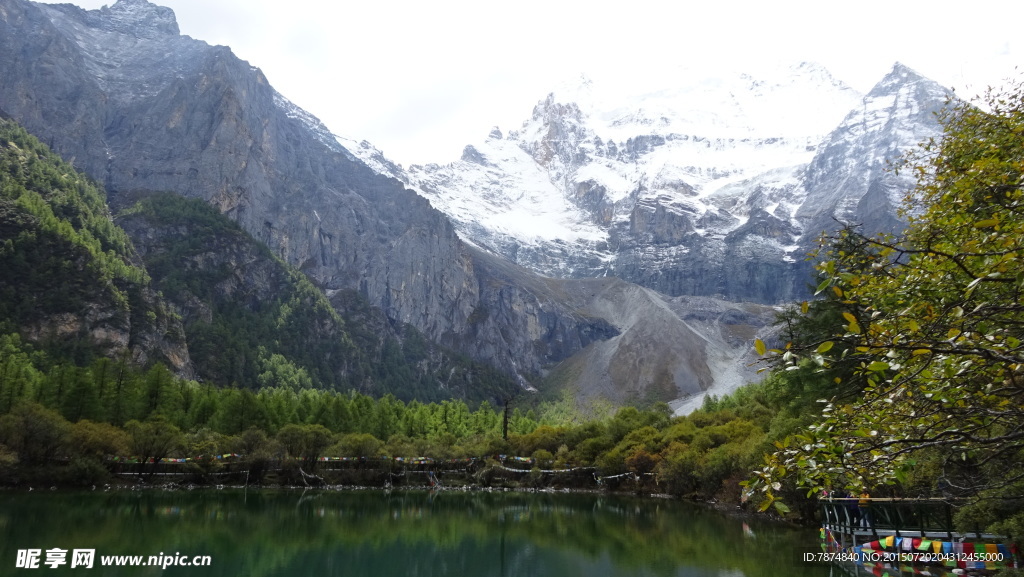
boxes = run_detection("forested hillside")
[117,192,518,402]
[0,116,818,495]
[0,115,517,403]
[0,115,188,370]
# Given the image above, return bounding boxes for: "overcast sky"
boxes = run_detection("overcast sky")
[38,0,1022,167]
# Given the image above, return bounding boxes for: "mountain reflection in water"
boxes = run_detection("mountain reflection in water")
[0,489,828,576]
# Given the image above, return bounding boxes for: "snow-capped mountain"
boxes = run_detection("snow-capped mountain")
[798,64,952,237]
[360,62,950,304]
[2,0,774,411]
[0,0,955,413]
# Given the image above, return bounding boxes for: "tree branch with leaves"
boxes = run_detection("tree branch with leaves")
[749,80,1024,530]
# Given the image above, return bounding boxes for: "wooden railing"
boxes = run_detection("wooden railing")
[820,497,997,541]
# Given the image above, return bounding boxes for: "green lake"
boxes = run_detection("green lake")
[0,489,832,576]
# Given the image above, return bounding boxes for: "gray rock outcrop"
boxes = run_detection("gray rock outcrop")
[0,0,641,392]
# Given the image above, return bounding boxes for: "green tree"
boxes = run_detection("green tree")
[103,353,142,427]
[332,432,384,459]
[0,402,71,464]
[212,389,272,435]
[750,81,1024,528]
[0,334,42,413]
[125,416,183,470]
[256,349,313,391]
[69,420,130,459]
[234,427,277,483]
[141,364,184,424]
[276,423,333,469]
[62,366,99,423]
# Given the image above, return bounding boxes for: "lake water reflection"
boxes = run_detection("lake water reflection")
[0,489,829,576]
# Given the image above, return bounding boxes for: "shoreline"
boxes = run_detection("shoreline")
[0,476,798,528]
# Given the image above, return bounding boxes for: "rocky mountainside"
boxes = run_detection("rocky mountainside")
[377,63,951,304]
[0,0,781,409]
[0,0,595,383]
[116,192,521,402]
[0,110,522,402]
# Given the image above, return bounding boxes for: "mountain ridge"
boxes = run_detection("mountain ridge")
[0,0,776,410]
[373,62,951,305]
[0,0,954,412]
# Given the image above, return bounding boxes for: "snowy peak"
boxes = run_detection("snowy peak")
[530,61,862,142]
[406,130,609,268]
[521,94,589,168]
[869,62,938,97]
[508,61,864,205]
[797,64,952,234]
[356,62,951,304]
[825,61,949,156]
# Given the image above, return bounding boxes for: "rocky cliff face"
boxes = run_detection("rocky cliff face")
[390,64,951,305]
[0,0,643,391]
[2,0,466,298]
[113,192,522,402]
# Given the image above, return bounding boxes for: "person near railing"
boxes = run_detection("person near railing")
[858,492,872,528]
[833,489,859,528]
